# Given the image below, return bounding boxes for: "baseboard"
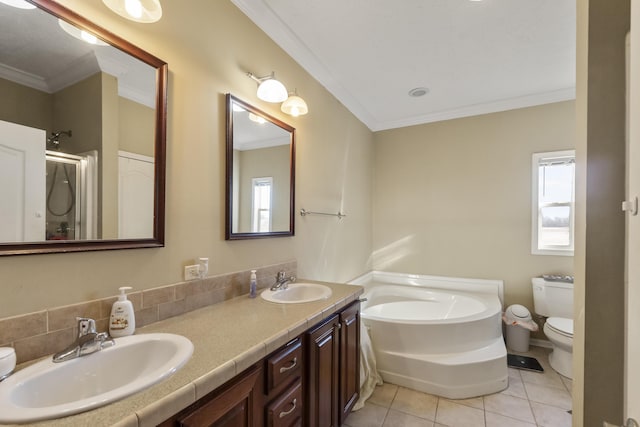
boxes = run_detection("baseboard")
[530,338,552,349]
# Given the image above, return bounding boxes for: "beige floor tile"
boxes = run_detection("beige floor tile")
[390,387,438,420]
[483,393,535,424]
[561,376,573,395]
[382,409,434,427]
[501,372,528,400]
[369,383,399,408]
[485,411,536,427]
[344,403,389,427]
[530,401,572,427]
[520,367,565,389]
[524,382,572,410]
[508,367,522,380]
[443,396,484,410]
[435,399,485,427]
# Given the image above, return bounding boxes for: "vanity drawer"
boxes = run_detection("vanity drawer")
[266,338,302,393]
[266,380,302,427]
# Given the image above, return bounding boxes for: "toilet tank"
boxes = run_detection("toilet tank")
[531,277,574,318]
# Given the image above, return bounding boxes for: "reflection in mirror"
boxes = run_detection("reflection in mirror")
[0,0,167,255]
[226,94,295,240]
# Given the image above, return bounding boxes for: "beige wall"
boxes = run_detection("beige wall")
[0,78,52,132]
[237,145,291,233]
[118,97,155,157]
[373,101,575,318]
[0,0,373,317]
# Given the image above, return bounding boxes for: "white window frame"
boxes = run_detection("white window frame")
[531,150,575,256]
[251,177,273,233]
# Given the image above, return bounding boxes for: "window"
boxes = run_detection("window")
[531,150,575,256]
[251,177,273,232]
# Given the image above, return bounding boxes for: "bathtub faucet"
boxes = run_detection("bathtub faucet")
[271,271,296,291]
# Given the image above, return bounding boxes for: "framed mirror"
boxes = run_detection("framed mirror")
[225,94,295,240]
[0,0,167,255]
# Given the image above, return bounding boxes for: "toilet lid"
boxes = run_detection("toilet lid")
[547,317,573,337]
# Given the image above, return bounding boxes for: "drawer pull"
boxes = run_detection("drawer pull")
[279,357,297,373]
[279,398,297,418]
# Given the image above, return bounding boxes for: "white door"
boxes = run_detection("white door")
[0,120,46,242]
[625,0,640,422]
[118,151,154,239]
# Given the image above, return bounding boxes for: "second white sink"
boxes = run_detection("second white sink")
[261,282,332,304]
[0,333,193,424]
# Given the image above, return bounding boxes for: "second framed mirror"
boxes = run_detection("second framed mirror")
[225,94,295,240]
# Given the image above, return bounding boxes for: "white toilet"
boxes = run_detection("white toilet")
[531,277,574,379]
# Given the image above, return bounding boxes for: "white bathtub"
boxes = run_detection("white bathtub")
[351,271,508,399]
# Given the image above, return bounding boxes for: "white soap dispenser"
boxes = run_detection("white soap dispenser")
[109,286,135,338]
[249,270,257,298]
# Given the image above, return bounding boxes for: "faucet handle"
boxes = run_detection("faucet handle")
[76,317,97,337]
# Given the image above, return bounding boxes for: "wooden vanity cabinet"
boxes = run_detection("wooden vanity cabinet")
[264,338,303,427]
[159,301,359,427]
[338,301,360,425]
[159,364,263,427]
[305,314,340,427]
[305,301,360,427]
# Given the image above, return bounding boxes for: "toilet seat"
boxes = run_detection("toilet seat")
[546,317,573,338]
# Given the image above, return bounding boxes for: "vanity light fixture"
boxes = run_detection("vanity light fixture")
[248,113,267,124]
[102,0,162,23]
[58,19,109,46]
[247,72,288,103]
[281,90,308,117]
[0,0,36,9]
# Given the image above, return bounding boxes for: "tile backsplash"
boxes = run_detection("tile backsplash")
[0,260,295,364]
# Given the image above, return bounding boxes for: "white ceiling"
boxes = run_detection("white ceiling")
[0,3,156,108]
[231,0,576,131]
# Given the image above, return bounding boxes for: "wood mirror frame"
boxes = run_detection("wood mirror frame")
[0,0,167,256]
[225,94,295,240]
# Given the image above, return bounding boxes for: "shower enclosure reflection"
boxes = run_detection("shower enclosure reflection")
[45,148,97,241]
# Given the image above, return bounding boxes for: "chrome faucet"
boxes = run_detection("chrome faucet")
[53,318,115,363]
[270,271,296,291]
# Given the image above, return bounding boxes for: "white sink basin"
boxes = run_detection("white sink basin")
[261,282,332,304]
[0,333,193,423]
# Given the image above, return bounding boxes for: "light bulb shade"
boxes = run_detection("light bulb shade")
[281,94,308,116]
[0,0,36,9]
[58,19,109,46]
[256,78,288,103]
[102,0,162,23]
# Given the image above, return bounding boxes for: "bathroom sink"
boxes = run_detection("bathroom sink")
[261,282,332,304]
[0,333,193,423]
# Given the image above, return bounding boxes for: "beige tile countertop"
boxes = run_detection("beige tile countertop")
[2,280,363,427]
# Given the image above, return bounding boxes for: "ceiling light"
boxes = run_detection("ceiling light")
[102,0,162,23]
[281,90,308,117]
[247,72,288,103]
[408,87,429,97]
[0,0,36,9]
[58,19,109,46]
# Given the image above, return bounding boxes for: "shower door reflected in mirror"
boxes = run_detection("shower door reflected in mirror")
[45,150,96,241]
[225,94,295,239]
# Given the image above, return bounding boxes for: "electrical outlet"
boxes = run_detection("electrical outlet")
[184,265,200,281]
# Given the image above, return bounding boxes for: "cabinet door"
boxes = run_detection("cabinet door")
[177,366,262,427]
[339,301,360,425]
[305,314,339,427]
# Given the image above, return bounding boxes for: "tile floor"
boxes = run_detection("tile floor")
[343,346,572,427]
